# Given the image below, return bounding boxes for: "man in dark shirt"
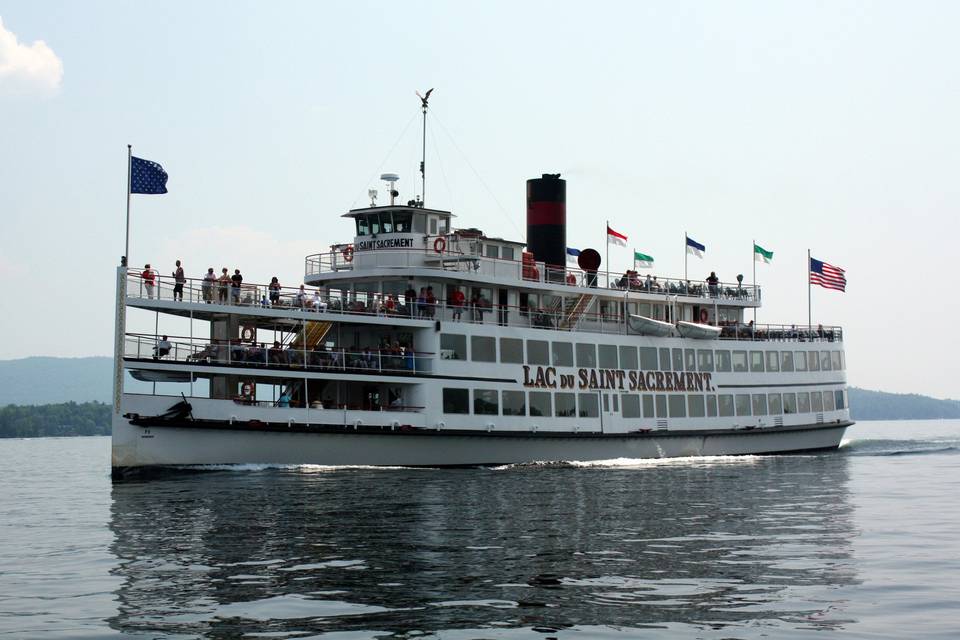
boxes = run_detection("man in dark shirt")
[231,269,243,304]
[404,283,417,317]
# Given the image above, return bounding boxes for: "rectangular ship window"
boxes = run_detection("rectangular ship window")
[529,391,552,417]
[797,392,810,413]
[501,391,526,416]
[781,351,794,372]
[794,350,808,371]
[442,388,469,414]
[812,391,824,412]
[766,351,779,372]
[502,247,514,261]
[500,338,523,363]
[750,351,765,372]
[669,395,686,418]
[718,394,735,417]
[640,347,658,370]
[831,351,842,371]
[485,244,499,259]
[823,390,836,411]
[471,336,496,362]
[620,346,639,370]
[576,343,597,367]
[551,341,573,367]
[659,348,671,371]
[642,394,655,418]
[578,393,599,418]
[684,349,697,372]
[835,390,846,409]
[528,340,549,365]
[732,351,748,372]
[716,350,732,372]
[655,395,668,418]
[440,334,466,360]
[672,349,684,372]
[752,394,768,416]
[598,344,618,369]
[783,392,797,414]
[697,350,714,372]
[474,389,499,415]
[839,352,845,370]
[555,392,576,417]
[622,394,641,418]
[768,393,783,415]
[706,394,718,417]
[820,351,832,371]
[688,395,706,418]
[808,351,820,371]
[735,394,752,416]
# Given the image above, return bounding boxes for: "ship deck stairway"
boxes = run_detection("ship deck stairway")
[559,294,595,330]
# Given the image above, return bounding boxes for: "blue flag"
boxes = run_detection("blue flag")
[131,156,168,194]
[686,236,705,258]
[566,247,580,265]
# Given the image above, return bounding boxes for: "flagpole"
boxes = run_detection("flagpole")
[752,239,757,325]
[807,248,812,333]
[605,220,610,288]
[684,232,688,282]
[124,144,132,265]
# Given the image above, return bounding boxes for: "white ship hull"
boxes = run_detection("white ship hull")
[111,411,850,477]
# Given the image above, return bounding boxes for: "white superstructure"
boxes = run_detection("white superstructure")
[111,178,851,478]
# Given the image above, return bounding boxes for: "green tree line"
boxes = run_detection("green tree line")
[0,401,112,438]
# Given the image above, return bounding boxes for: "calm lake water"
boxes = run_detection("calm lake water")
[0,420,958,639]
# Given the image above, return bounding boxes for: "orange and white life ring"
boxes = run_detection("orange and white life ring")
[241,382,254,397]
[240,326,256,342]
[565,273,576,285]
[342,246,354,262]
[433,236,446,253]
[699,308,709,324]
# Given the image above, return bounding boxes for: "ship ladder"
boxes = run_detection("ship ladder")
[289,321,333,351]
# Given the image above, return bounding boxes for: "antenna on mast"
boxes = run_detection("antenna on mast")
[416,87,433,207]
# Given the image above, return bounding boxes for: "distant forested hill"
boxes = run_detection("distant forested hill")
[0,402,111,438]
[847,388,960,421]
[0,357,112,405]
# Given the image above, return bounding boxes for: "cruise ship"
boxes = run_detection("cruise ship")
[111,173,852,478]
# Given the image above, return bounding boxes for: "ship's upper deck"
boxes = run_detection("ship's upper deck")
[306,205,761,308]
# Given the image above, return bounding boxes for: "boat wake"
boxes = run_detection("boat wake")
[492,455,762,471]
[839,437,960,457]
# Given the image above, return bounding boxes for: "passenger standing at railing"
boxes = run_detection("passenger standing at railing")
[425,287,437,319]
[202,268,216,303]
[404,283,417,317]
[269,277,281,305]
[230,269,243,304]
[172,260,186,301]
[296,285,307,308]
[141,264,156,298]
[417,288,427,318]
[449,286,465,321]
[217,268,230,303]
[706,272,720,298]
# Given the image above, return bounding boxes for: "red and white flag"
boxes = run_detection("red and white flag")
[607,225,627,247]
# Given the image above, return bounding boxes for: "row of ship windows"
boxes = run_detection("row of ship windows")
[442,388,847,418]
[440,334,845,373]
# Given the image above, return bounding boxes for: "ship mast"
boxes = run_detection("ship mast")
[416,88,433,206]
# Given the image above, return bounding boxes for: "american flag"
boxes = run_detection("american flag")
[810,258,846,292]
[131,156,168,194]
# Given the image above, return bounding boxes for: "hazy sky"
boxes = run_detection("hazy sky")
[1,1,958,399]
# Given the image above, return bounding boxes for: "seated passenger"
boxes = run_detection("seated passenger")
[153,335,172,360]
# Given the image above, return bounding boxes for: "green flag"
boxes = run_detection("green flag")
[754,243,773,264]
[633,250,654,268]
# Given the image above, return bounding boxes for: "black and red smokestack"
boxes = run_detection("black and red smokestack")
[526,173,566,277]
